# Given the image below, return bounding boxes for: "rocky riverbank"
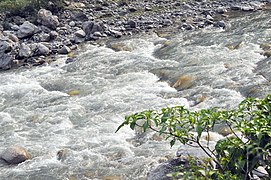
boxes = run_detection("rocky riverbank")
[0,0,270,70]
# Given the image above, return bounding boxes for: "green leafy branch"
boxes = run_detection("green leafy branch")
[116,94,271,179]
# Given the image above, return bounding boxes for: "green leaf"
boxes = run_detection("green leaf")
[115,122,126,133]
[143,121,149,132]
[170,138,176,147]
[130,122,136,130]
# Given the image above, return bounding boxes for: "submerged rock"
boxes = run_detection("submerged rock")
[172,75,196,91]
[0,146,30,165]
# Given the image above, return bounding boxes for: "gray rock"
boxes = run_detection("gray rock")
[17,21,38,39]
[93,31,103,37]
[69,21,76,27]
[73,12,89,22]
[74,29,86,38]
[0,53,13,70]
[40,33,51,42]
[147,158,187,180]
[214,21,226,29]
[50,31,58,40]
[83,21,104,40]
[8,33,19,43]
[36,43,50,56]
[109,29,122,38]
[19,43,32,58]
[0,40,12,53]
[127,20,137,28]
[58,45,71,54]
[0,146,30,164]
[37,9,59,30]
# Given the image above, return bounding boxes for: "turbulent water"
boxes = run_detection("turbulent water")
[0,11,270,180]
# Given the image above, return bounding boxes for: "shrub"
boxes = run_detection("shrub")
[116,94,271,179]
[0,0,64,15]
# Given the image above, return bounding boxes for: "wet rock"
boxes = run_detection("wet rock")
[260,43,271,51]
[172,75,195,90]
[0,53,13,70]
[214,20,226,29]
[37,9,59,30]
[0,158,8,166]
[74,29,86,38]
[18,43,32,58]
[255,57,271,82]
[107,42,132,52]
[147,158,188,180]
[17,21,38,39]
[65,57,76,64]
[263,51,271,57]
[0,146,30,164]
[127,20,137,28]
[58,45,71,54]
[36,43,50,56]
[57,149,70,161]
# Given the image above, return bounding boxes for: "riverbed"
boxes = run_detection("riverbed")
[0,10,270,180]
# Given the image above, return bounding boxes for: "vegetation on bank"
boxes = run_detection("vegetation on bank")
[0,0,64,15]
[116,94,271,179]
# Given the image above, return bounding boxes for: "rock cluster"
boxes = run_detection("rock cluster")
[0,0,270,70]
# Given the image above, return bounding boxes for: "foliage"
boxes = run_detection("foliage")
[0,0,64,15]
[116,94,271,179]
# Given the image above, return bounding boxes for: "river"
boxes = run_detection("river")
[0,10,270,180]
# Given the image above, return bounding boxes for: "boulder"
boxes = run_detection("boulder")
[0,146,30,164]
[17,21,38,39]
[58,45,71,54]
[37,9,59,30]
[147,158,188,180]
[18,43,32,58]
[74,29,86,38]
[83,21,104,40]
[0,53,13,70]
[36,43,50,56]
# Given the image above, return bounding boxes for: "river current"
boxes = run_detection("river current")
[0,11,270,179]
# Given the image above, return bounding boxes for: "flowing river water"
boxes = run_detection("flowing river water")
[0,10,270,180]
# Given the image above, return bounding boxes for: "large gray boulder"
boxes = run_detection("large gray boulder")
[37,9,59,30]
[0,146,30,164]
[17,21,38,39]
[0,53,13,70]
